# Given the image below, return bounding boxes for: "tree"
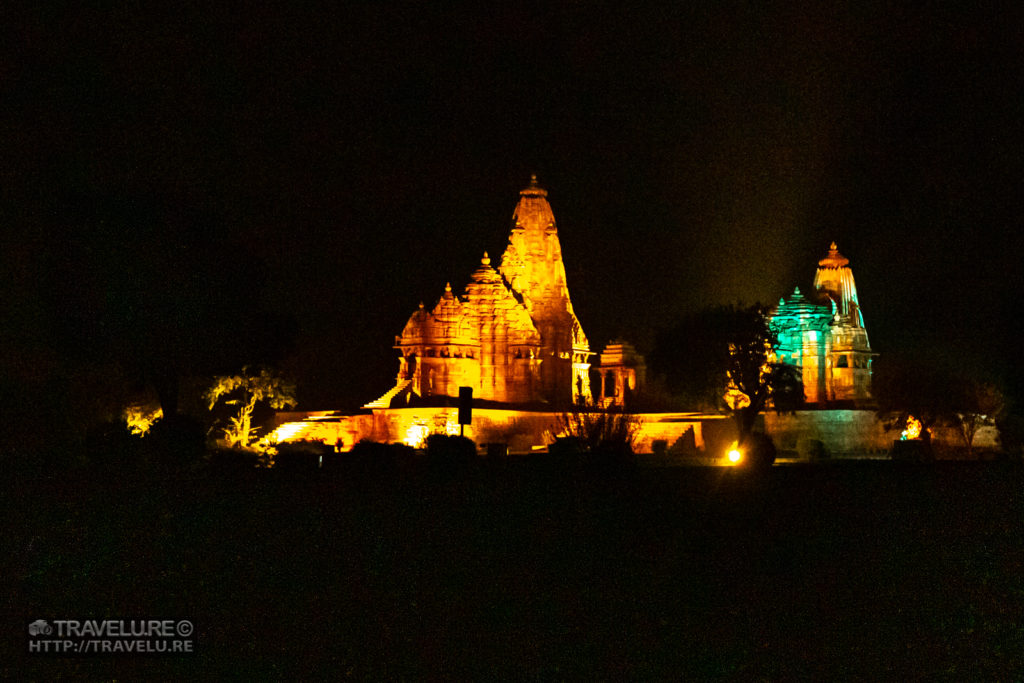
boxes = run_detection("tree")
[651,304,797,444]
[951,380,1005,457]
[205,367,297,448]
[872,354,1007,457]
[556,400,642,456]
[873,354,959,443]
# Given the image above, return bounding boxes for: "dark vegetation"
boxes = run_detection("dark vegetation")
[5,459,1024,679]
[873,352,1009,457]
[649,304,804,441]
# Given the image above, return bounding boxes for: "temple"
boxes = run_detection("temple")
[368,175,592,409]
[768,243,875,404]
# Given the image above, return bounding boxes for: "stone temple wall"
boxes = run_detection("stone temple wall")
[273,408,719,455]
[271,408,999,458]
[763,410,1000,458]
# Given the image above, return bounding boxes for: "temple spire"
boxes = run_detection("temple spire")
[818,241,850,269]
[519,173,548,198]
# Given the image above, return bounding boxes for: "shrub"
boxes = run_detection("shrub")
[425,434,477,472]
[275,440,331,473]
[342,439,417,478]
[207,447,260,475]
[798,438,828,461]
[144,414,206,470]
[741,433,777,469]
[890,439,934,463]
[84,419,143,473]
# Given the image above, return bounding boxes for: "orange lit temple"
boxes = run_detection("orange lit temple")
[268,178,717,453]
[371,175,592,408]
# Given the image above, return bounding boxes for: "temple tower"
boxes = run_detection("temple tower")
[499,175,592,405]
[379,176,590,408]
[813,243,873,401]
[769,287,833,404]
[769,242,875,404]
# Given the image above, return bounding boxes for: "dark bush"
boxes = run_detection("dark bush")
[425,434,477,473]
[891,439,934,463]
[84,420,144,473]
[586,439,637,472]
[799,439,828,461]
[207,447,260,475]
[548,436,585,457]
[997,413,1024,460]
[741,433,777,469]
[144,414,206,470]
[342,439,417,478]
[275,440,330,473]
[485,442,509,458]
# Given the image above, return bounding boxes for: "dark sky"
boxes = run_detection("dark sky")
[4,3,1023,410]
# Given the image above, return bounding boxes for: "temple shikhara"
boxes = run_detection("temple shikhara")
[369,175,592,409]
[768,243,874,404]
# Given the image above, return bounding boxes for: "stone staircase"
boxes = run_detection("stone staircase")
[363,379,413,409]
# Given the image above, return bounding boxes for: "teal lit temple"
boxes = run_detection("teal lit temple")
[768,243,875,405]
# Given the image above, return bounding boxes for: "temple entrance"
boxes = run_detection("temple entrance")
[403,354,417,381]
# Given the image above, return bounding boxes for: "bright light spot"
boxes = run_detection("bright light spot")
[264,421,309,445]
[901,416,923,441]
[404,414,461,448]
[403,423,430,448]
[727,448,742,464]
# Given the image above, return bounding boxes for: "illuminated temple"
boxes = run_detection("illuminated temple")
[768,243,874,404]
[368,175,593,409]
[271,194,935,456]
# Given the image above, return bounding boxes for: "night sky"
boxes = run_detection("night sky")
[4,4,1022,411]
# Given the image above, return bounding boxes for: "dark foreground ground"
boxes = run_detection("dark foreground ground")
[4,460,1024,679]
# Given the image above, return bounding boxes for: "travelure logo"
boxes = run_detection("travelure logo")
[28,620,52,636]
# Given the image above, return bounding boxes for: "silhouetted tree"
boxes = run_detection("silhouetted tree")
[651,304,797,444]
[765,362,805,414]
[873,354,960,441]
[951,380,1005,457]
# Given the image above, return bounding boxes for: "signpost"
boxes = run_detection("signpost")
[458,386,472,437]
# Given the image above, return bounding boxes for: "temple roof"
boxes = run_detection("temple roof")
[519,173,548,198]
[468,252,504,286]
[818,242,850,269]
[431,282,464,324]
[814,241,861,322]
[511,175,556,233]
[770,286,832,320]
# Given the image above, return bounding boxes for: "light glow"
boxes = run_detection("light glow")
[265,421,310,444]
[404,414,462,448]
[403,423,430,448]
[901,416,923,441]
[727,448,742,464]
[123,404,163,437]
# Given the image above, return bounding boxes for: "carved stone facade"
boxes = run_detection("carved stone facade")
[769,243,875,404]
[373,176,591,408]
